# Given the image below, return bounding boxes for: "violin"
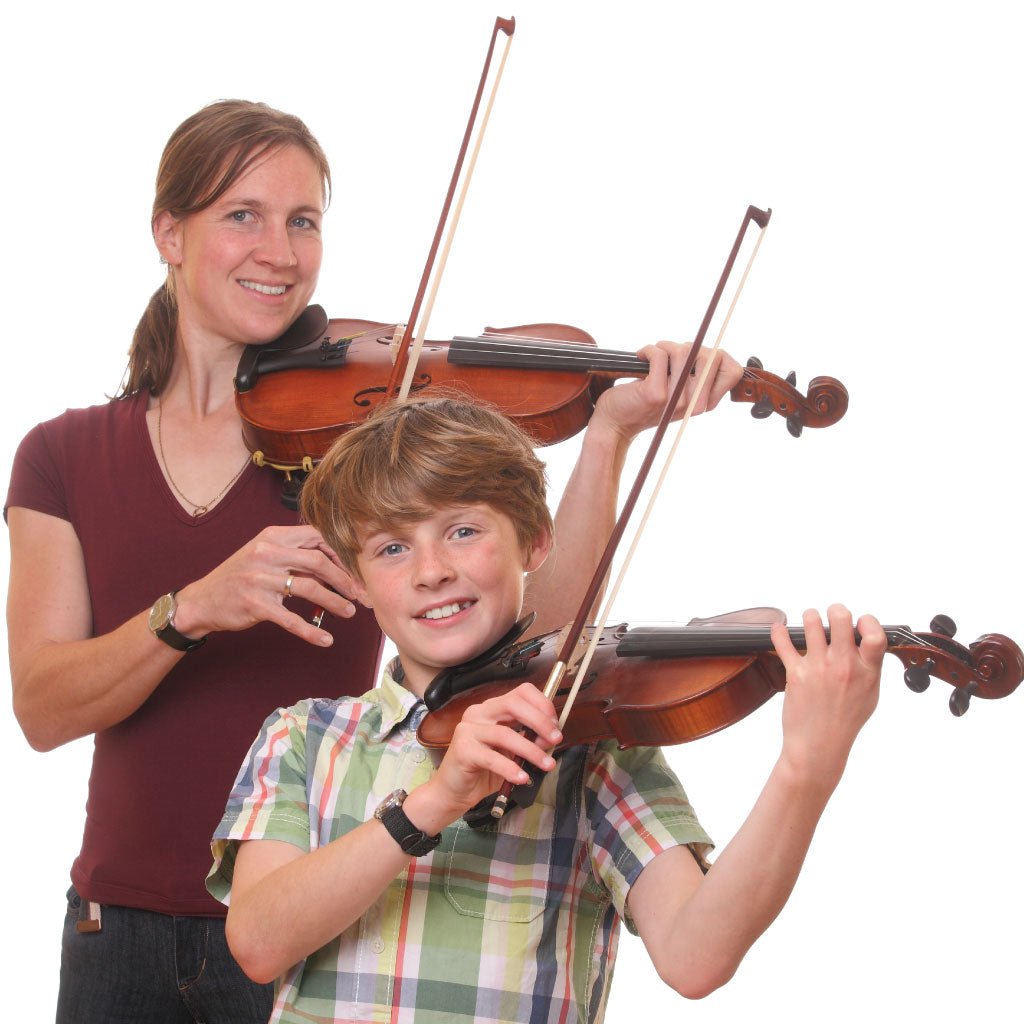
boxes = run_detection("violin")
[234,304,849,471]
[415,610,1024,756]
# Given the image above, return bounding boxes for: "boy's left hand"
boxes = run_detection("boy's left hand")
[771,605,887,794]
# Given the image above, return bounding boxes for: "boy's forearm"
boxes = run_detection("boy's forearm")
[226,820,415,983]
[637,757,838,999]
[226,778,470,984]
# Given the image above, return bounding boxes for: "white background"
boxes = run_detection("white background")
[2,2,1021,1021]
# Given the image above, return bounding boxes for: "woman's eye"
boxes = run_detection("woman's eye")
[229,210,253,223]
[291,215,318,230]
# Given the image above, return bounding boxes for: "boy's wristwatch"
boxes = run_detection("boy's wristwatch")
[374,789,441,856]
[148,591,206,652]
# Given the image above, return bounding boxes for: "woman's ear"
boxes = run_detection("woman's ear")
[524,527,552,573]
[153,211,183,266]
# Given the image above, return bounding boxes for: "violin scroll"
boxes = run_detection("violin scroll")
[731,357,849,436]
[889,614,1023,711]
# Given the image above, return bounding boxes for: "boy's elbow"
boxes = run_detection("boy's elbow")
[225,912,282,986]
[660,958,739,1001]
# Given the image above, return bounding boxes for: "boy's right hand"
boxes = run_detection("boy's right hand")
[410,684,563,828]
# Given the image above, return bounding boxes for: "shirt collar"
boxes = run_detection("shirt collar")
[375,660,425,739]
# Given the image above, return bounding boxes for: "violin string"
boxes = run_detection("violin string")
[397,30,515,402]
[556,221,771,731]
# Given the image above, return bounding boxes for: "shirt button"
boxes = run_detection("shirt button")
[411,749,426,763]
[371,938,386,954]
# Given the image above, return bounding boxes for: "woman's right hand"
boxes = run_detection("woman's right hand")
[7,511,357,749]
[172,524,358,647]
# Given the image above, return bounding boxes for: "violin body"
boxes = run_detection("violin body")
[415,614,1024,754]
[234,305,850,469]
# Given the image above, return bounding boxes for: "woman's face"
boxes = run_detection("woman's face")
[155,145,325,350]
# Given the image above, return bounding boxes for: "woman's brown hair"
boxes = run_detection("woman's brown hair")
[120,99,331,397]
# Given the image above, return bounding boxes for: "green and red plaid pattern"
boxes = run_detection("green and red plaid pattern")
[209,670,711,1023]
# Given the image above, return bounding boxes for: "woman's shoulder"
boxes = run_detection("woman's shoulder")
[35,391,146,435]
[6,393,148,519]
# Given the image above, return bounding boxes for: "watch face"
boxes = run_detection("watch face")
[149,593,175,631]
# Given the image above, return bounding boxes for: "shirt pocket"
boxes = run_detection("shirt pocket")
[443,799,556,923]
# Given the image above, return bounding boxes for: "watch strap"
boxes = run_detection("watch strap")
[375,791,441,857]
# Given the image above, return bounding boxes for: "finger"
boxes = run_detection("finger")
[687,348,720,415]
[638,344,670,407]
[802,608,827,657]
[705,350,744,408]
[280,548,358,602]
[855,613,887,668]
[265,604,336,648]
[825,604,855,658]
[475,723,557,774]
[770,620,801,674]
[292,579,357,619]
[470,686,561,746]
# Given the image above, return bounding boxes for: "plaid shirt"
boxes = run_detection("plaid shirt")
[208,668,712,1024]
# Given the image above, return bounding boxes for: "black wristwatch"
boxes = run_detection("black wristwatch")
[148,591,206,652]
[374,789,441,857]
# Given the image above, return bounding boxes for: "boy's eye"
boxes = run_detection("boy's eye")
[381,543,406,557]
[452,527,476,540]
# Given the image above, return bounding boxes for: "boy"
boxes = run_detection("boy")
[207,398,886,1023]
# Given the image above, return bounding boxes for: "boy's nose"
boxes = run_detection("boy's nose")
[413,546,455,587]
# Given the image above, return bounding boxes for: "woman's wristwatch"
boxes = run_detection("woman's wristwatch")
[374,789,441,856]
[148,591,206,652]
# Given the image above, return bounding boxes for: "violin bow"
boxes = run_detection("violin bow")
[491,204,772,818]
[384,16,516,402]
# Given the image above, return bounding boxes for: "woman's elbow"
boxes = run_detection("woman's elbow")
[13,689,66,752]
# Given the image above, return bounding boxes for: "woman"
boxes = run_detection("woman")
[5,100,740,1021]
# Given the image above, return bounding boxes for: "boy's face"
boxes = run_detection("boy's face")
[351,504,550,695]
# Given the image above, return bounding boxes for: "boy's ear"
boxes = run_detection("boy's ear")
[524,527,552,573]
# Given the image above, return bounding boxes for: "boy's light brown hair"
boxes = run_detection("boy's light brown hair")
[301,399,553,576]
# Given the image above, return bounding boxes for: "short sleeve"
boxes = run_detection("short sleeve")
[206,704,314,905]
[5,419,70,522]
[584,743,712,934]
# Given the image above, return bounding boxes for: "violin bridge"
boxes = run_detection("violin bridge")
[389,325,407,365]
[553,621,591,679]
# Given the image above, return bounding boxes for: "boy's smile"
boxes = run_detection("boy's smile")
[353,504,549,696]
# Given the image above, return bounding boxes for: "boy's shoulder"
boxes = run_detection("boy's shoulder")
[268,666,420,747]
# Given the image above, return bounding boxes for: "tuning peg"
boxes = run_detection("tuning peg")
[786,411,804,438]
[746,356,763,369]
[949,681,979,717]
[929,614,957,638]
[751,395,774,419]
[904,658,935,693]
[785,370,797,386]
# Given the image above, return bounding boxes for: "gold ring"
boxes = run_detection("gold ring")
[284,574,294,599]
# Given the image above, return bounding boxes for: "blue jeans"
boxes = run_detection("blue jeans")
[56,886,273,1023]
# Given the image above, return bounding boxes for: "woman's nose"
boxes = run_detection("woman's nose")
[254,222,297,268]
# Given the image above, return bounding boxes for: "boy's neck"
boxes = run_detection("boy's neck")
[392,656,431,699]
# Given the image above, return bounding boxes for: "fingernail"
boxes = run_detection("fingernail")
[518,771,530,784]
[320,633,333,646]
